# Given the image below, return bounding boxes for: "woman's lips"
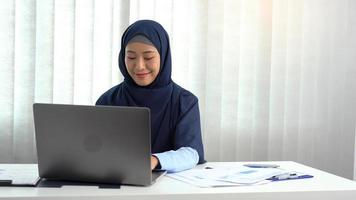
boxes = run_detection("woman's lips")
[135,72,151,78]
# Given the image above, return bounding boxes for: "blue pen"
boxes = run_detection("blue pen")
[268,173,313,181]
[244,163,280,168]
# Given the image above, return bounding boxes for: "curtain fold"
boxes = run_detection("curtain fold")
[1,0,356,179]
[53,0,75,104]
[35,0,54,104]
[13,0,37,162]
[73,0,94,104]
[0,0,15,162]
[220,0,240,162]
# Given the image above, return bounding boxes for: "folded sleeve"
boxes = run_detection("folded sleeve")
[153,147,199,173]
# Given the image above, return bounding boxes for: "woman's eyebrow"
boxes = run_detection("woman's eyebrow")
[143,50,157,54]
[126,50,136,54]
[126,50,157,54]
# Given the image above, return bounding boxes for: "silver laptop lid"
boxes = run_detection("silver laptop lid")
[33,103,153,186]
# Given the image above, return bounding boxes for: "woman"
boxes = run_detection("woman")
[96,20,205,173]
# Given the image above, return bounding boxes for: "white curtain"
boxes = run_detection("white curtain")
[1,0,356,179]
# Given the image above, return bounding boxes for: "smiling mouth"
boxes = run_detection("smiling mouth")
[135,72,151,78]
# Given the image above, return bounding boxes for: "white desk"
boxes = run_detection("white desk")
[1,161,356,200]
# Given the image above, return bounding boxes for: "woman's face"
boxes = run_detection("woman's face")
[125,42,160,86]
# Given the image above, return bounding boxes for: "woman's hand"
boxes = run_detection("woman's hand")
[151,155,159,170]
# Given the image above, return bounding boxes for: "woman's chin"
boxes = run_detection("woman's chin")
[135,79,153,86]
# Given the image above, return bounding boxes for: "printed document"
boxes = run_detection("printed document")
[167,165,286,187]
[0,164,40,185]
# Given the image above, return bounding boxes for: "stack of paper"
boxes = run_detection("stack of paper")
[167,166,287,187]
[0,164,40,186]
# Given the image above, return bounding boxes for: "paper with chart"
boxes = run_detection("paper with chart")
[167,165,286,187]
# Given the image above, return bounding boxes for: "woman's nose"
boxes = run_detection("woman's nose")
[135,57,145,70]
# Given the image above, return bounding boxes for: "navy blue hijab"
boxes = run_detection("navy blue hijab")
[96,20,205,164]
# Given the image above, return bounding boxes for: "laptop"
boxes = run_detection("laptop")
[33,103,165,186]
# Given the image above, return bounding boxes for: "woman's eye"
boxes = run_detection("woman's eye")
[144,57,154,60]
[127,57,136,60]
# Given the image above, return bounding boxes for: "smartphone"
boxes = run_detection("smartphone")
[243,163,280,168]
